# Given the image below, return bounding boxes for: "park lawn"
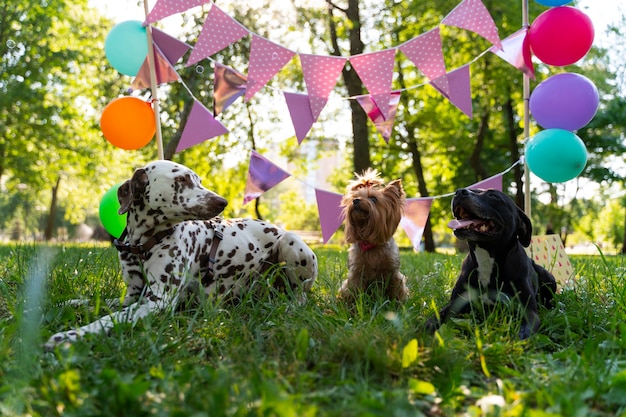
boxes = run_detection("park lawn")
[0,242,625,416]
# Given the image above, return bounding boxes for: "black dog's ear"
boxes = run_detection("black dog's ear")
[516,206,533,247]
[117,168,149,214]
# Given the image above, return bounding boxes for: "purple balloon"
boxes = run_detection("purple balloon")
[530,73,599,131]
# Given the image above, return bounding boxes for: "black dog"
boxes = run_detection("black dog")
[425,188,557,339]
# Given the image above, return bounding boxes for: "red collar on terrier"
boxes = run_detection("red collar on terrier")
[358,241,377,251]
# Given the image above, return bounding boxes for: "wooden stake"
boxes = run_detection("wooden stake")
[522,0,531,216]
[143,0,165,160]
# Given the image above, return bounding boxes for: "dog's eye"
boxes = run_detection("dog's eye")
[369,196,377,204]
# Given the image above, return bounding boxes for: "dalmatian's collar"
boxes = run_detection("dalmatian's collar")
[113,227,224,282]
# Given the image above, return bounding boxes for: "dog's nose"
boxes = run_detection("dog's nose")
[353,198,361,206]
[456,188,470,196]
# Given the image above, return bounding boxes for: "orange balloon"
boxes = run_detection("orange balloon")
[100,97,156,150]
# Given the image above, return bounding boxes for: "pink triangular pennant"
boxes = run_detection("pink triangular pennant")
[355,91,401,143]
[300,54,347,119]
[151,27,192,65]
[490,28,535,79]
[213,63,247,116]
[131,45,180,90]
[469,173,503,191]
[145,0,210,24]
[398,28,449,93]
[400,198,433,251]
[314,189,344,243]
[431,64,472,118]
[243,151,291,205]
[176,100,229,152]
[442,0,502,50]
[245,35,296,101]
[349,49,396,120]
[284,92,315,144]
[187,4,249,66]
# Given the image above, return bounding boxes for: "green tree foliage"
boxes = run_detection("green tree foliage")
[0,0,143,239]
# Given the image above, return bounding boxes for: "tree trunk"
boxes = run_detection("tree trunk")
[503,96,524,208]
[327,0,370,174]
[469,110,490,181]
[621,205,626,254]
[164,69,199,160]
[44,176,61,241]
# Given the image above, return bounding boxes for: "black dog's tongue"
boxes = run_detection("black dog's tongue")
[447,218,486,230]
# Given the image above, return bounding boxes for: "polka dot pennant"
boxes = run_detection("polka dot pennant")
[526,234,574,290]
[441,0,502,51]
[299,54,347,120]
[349,49,397,121]
[187,4,249,66]
[398,27,448,93]
[245,35,296,102]
[144,0,210,25]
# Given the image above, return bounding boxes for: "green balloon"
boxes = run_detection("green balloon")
[104,20,148,76]
[99,183,127,238]
[526,129,587,183]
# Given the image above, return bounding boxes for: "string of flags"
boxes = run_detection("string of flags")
[243,150,521,250]
[132,0,536,151]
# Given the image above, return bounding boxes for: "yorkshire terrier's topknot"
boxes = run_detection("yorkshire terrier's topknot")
[339,168,409,302]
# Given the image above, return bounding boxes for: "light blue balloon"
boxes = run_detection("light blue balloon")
[534,0,572,6]
[104,20,148,76]
[525,129,587,183]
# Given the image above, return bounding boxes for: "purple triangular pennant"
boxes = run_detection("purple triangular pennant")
[314,189,344,243]
[243,151,291,205]
[176,100,229,152]
[400,198,433,252]
[431,64,472,118]
[284,92,315,144]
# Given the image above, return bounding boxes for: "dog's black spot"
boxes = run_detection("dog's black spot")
[227,249,237,258]
[245,253,254,262]
[237,223,245,230]
[264,242,274,249]
[300,259,307,267]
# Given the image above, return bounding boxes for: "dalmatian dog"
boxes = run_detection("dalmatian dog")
[45,160,318,350]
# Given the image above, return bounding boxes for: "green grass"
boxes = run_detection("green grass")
[1,243,626,416]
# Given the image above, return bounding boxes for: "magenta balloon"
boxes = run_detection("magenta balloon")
[530,73,599,131]
[528,6,594,66]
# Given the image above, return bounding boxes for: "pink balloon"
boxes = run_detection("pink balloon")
[528,6,594,66]
[530,73,599,131]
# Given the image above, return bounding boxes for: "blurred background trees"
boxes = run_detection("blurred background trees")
[1,0,624,253]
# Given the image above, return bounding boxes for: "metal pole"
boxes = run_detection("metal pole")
[143,0,165,160]
[522,0,531,215]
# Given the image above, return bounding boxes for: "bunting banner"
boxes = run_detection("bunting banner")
[131,44,180,90]
[469,172,502,190]
[176,99,229,152]
[245,35,296,101]
[213,63,247,116]
[398,28,449,94]
[144,0,211,25]
[355,91,402,143]
[441,0,502,50]
[243,150,292,205]
[186,4,249,66]
[490,28,535,79]
[300,54,347,120]
[243,151,516,245]
[131,28,191,90]
[138,0,533,148]
[526,235,573,290]
[349,49,397,120]
[431,64,472,118]
[314,189,344,243]
[151,27,192,65]
[400,198,433,251]
[284,92,315,144]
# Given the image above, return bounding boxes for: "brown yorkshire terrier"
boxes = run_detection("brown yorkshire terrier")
[338,168,409,302]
